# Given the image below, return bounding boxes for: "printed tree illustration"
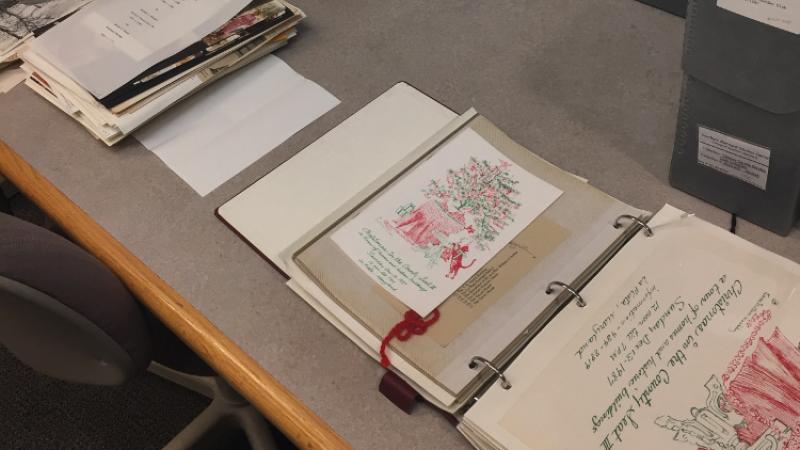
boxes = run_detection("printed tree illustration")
[387,157,521,279]
[422,157,521,250]
[0,0,54,40]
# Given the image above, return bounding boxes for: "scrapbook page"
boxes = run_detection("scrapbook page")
[293,112,642,401]
[464,206,800,450]
[331,128,563,317]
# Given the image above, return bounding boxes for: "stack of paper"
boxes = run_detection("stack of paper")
[18,0,304,145]
[0,0,92,67]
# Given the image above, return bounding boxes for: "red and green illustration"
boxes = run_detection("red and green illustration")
[385,157,521,280]
[656,326,800,450]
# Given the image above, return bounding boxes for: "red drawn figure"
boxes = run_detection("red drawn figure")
[657,327,800,450]
[441,243,476,279]
[726,328,800,448]
[389,200,466,248]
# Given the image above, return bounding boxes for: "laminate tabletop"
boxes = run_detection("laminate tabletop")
[1,1,797,449]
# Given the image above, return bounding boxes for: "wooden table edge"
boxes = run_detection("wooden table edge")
[0,140,352,450]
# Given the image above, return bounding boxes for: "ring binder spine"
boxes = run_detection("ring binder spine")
[614,214,654,236]
[545,281,587,307]
[469,356,512,390]
[459,212,653,413]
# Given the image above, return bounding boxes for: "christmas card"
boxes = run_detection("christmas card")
[331,128,562,317]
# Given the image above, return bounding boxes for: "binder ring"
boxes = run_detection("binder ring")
[469,356,512,390]
[614,214,653,237]
[546,281,587,307]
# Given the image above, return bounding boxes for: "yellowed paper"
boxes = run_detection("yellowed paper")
[0,68,26,94]
[383,217,570,347]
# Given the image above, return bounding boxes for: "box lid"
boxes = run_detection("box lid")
[684,0,800,114]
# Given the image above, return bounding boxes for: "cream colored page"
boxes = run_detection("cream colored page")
[465,205,800,450]
[422,217,570,346]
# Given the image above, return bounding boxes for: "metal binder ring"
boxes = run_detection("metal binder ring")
[546,281,587,308]
[613,214,653,237]
[469,356,512,390]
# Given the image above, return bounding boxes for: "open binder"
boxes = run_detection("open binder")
[219,83,800,450]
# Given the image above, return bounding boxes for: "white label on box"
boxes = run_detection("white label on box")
[697,126,770,190]
[717,0,800,34]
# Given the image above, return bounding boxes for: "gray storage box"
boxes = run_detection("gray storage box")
[670,0,800,235]
[635,0,688,18]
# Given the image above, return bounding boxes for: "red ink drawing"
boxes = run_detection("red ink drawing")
[422,157,520,249]
[441,243,476,279]
[727,328,800,448]
[656,326,800,450]
[723,310,773,385]
[385,157,521,280]
[389,200,466,248]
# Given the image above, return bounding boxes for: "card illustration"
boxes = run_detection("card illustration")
[656,327,800,450]
[386,157,521,280]
[332,129,562,316]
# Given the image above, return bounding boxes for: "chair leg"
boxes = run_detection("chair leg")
[0,190,11,215]
[214,378,278,450]
[162,400,228,450]
[0,175,13,215]
[148,362,215,398]
[152,367,278,450]
[236,407,278,450]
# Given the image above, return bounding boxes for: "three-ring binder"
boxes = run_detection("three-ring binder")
[546,281,587,307]
[463,213,655,404]
[614,214,654,236]
[469,356,512,390]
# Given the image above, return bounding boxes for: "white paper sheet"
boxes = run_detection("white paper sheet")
[718,0,800,34]
[134,55,339,196]
[0,67,26,94]
[29,0,250,97]
[331,129,563,317]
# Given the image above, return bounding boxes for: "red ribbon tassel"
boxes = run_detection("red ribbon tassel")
[380,309,441,368]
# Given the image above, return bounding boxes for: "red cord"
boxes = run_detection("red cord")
[380,309,441,368]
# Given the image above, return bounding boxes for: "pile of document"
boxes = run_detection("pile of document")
[18,0,304,145]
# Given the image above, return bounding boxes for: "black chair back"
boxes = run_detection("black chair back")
[0,213,152,385]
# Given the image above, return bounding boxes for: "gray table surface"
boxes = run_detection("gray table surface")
[1,1,798,449]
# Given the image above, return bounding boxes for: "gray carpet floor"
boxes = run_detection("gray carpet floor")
[0,345,211,450]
